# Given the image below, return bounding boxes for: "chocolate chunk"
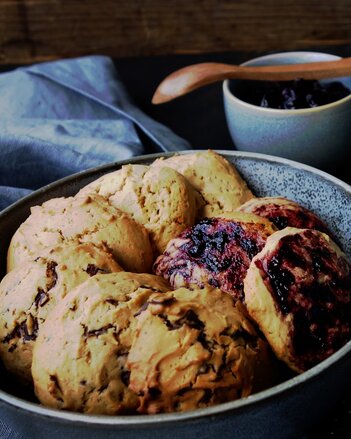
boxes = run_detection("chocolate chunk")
[85,264,106,277]
[34,288,50,308]
[83,323,115,338]
[134,301,151,317]
[199,389,213,404]
[105,298,119,306]
[46,261,58,290]
[49,374,64,402]
[175,310,204,330]
[2,315,39,344]
[120,370,131,386]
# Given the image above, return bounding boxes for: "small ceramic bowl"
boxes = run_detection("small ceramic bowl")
[223,51,351,171]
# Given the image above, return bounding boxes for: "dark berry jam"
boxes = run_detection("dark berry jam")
[180,217,269,300]
[251,201,330,234]
[255,229,351,370]
[233,79,350,109]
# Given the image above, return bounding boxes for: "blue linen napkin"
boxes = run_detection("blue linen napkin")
[0,55,191,210]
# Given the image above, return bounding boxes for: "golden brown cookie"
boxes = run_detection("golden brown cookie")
[154,212,276,302]
[7,193,153,273]
[78,164,202,254]
[127,286,272,414]
[238,196,330,233]
[151,150,254,217]
[0,243,122,384]
[31,272,170,414]
[244,227,351,373]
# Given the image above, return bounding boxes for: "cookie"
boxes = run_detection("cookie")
[244,227,351,373]
[7,193,153,273]
[79,164,202,254]
[151,150,254,217]
[238,196,330,233]
[31,272,170,414]
[154,212,276,301]
[0,243,122,384]
[127,286,272,414]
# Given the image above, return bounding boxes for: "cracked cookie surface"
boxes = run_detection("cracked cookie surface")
[127,286,271,414]
[78,164,202,254]
[151,150,254,217]
[32,272,170,414]
[0,243,122,384]
[7,193,153,273]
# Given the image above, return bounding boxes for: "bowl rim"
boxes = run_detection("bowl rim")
[0,149,350,426]
[223,50,351,115]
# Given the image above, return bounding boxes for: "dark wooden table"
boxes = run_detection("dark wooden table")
[114,47,351,439]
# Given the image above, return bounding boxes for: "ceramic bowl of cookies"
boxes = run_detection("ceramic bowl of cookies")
[0,150,350,439]
[223,52,351,172]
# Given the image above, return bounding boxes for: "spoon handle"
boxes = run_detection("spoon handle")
[152,58,351,104]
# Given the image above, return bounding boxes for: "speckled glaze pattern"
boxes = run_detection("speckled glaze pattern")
[0,150,350,439]
[231,154,351,257]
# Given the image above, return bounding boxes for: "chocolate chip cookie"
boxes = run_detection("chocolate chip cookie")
[79,164,202,254]
[7,193,153,273]
[0,243,122,384]
[151,150,254,217]
[127,286,272,413]
[32,272,170,414]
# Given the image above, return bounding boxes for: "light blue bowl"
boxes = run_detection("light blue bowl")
[223,51,351,171]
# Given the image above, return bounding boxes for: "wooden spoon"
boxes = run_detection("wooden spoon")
[152,58,351,104]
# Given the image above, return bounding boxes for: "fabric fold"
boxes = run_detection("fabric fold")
[0,56,191,210]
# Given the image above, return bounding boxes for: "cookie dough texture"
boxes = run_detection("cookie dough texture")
[238,196,329,233]
[7,193,153,273]
[244,227,351,373]
[79,164,202,254]
[32,272,170,414]
[151,150,254,217]
[127,287,271,414]
[0,243,122,384]
[154,212,276,301]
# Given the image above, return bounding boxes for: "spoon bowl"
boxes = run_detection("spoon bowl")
[152,56,351,104]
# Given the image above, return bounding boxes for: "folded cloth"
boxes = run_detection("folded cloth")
[0,55,191,211]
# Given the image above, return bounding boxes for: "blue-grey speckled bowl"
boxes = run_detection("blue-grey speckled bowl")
[223,52,351,172]
[0,151,350,439]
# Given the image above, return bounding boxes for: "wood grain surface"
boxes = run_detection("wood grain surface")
[1,0,351,65]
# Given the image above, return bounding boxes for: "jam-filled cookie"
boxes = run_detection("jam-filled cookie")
[238,196,329,233]
[244,227,351,373]
[154,212,276,302]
